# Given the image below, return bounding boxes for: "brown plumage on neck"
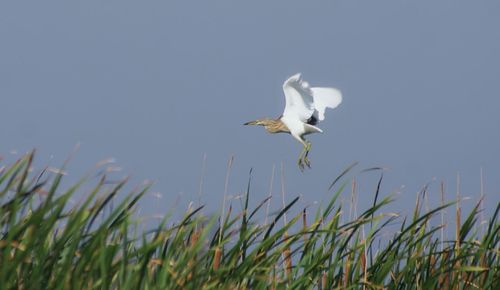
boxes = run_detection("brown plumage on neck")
[244,118,290,134]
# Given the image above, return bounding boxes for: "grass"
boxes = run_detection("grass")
[0,151,498,289]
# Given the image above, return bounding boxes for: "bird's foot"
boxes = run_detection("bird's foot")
[297,142,312,171]
[297,155,310,171]
[304,142,312,168]
[297,157,305,172]
[303,155,311,168]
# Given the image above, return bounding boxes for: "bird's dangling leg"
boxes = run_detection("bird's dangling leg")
[303,141,312,168]
[297,141,312,171]
[297,146,306,171]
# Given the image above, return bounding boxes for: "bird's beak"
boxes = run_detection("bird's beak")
[244,120,259,126]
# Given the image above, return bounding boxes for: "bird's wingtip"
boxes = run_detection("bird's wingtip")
[289,73,301,80]
[284,73,301,83]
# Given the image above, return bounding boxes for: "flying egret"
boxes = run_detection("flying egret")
[244,73,342,170]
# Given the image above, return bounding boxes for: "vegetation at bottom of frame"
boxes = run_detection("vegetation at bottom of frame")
[0,151,498,289]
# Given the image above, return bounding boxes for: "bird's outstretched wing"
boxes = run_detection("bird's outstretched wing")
[282,73,343,123]
[282,73,315,122]
[311,87,342,121]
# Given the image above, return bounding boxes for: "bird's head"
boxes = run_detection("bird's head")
[244,118,289,134]
[243,119,269,126]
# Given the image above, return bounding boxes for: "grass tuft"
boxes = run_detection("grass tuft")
[0,152,498,289]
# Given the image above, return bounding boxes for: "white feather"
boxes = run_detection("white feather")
[311,87,342,121]
[282,73,342,124]
[282,73,314,122]
[280,73,342,145]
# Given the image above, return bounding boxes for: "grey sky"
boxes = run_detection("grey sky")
[1,1,499,217]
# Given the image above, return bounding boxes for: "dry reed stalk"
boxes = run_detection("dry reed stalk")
[148,258,163,274]
[415,190,421,216]
[349,177,357,222]
[269,266,277,290]
[337,275,342,289]
[321,270,327,289]
[344,253,352,288]
[186,260,194,281]
[439,251,451,288]
[190,229,201,246]
[280,162,287,226]
[278,163,292,281]
[455,174,461,290]
[264,164,275,226]
[197,153,207,208]
[430,254,437,279]
[360,245,367,285]
[479,251,488,287]
[455,201,461,251]
[187,228,202,281]
[462,272,475,289]
[220,156,234,244]
[167,265,186,288]
[283,232,293,279]
[213,247,222,271]
[440,181,446,252]
[480,167,484,236]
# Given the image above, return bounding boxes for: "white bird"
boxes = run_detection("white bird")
[244,73,342,170]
